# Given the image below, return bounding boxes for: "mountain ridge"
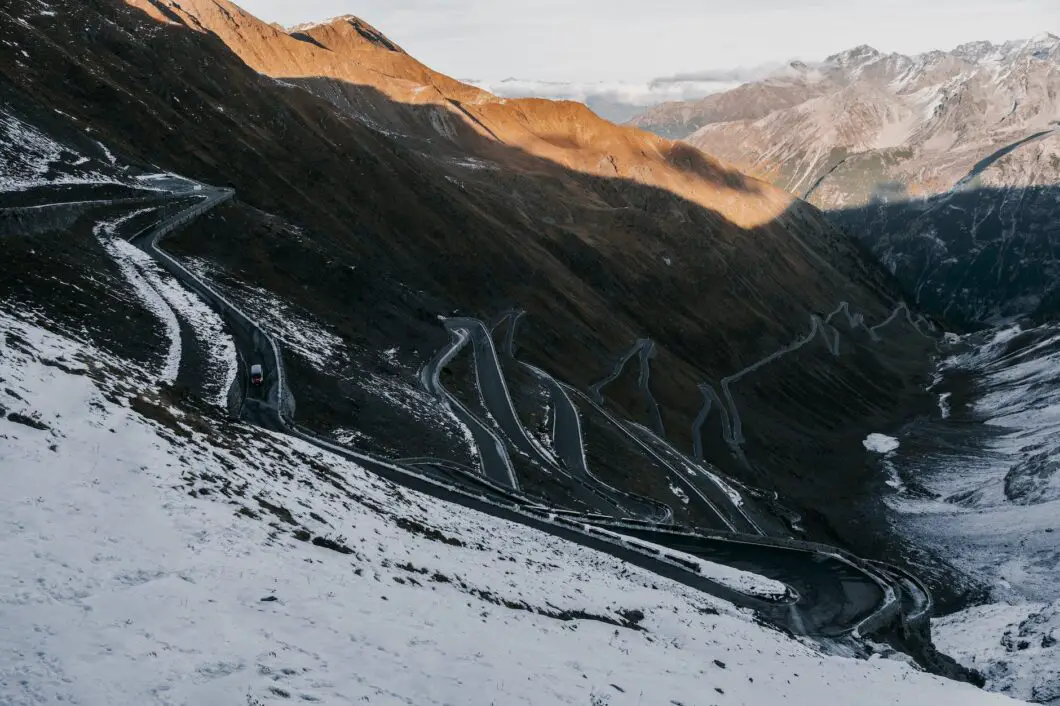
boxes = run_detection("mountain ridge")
[630,34,1060,326]
[133,0,805,231]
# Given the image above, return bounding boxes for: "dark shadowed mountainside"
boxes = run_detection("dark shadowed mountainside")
[0,0,938,567]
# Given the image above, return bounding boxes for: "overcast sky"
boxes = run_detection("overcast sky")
[239,0,1057,83]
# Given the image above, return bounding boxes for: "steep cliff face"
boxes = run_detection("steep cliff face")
[632,36,1060,326]
[1,0,933,554]
[829,142,1060,328]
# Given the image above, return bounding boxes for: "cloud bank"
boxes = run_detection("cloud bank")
[466,77,743,107]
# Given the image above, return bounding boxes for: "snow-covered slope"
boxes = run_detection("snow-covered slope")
[935,601,1060,704]
[0,109,122,192]
[880,322,1060,702]
[0,309,1021,705]
[888,324,1060,603]
[0,107,185,197]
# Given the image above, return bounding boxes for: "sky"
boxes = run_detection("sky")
[237,0,1059,110]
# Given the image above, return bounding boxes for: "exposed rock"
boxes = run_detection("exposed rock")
[1004,448,1060,505]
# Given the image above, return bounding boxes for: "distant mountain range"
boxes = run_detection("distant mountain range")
[632,35,1060,326]
[460,77,737,123]
[461,66,781,124]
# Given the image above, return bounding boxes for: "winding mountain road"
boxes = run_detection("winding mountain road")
[432,318,674,520]
[431,313,924,636]
[686,300,934,457]
[49,181,933,641]
[589,337,666,436]
[520,359,675,523]
[592,522,892,638]
[420,324,520,489]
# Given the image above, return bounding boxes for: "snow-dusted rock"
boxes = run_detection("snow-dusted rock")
[935,601,1060,703]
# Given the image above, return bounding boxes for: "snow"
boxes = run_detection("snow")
[863,433,900,454]
[1027,32,1060,47]
[332,427,370,445]
[863,434,903,490]
[668,482,690,505]
[359,371,478,459]
[182,257,345,370]
[0,110,130,192]
[95,141,116,164]
[884,323,1060,701]
[95,215,181,384]
[0,110,66,190]
[451,157,497,171]
[708,469,746,507]
[150,275,237,407]
[925,326,1060,529]
[590,527,789,601]
[938,392,953,419]
[0,109,185,196]
[286,15,358,33]
[934,601,1060,703]
[944,324,1023,369]
[0,310,1022,706]
[91,213,236,404]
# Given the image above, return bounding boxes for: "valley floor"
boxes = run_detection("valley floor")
[878,324,1060,703]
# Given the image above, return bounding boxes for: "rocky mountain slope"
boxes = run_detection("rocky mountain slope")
[0,0,943,593]
[936,600,1060,703]
[632,36,1060,327]
[637,37,1060,198]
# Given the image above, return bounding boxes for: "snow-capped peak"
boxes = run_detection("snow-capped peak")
[287,15,358,33]
[1018,32,1060,60]
[951,40,1002,64]
[826,44,883,66]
